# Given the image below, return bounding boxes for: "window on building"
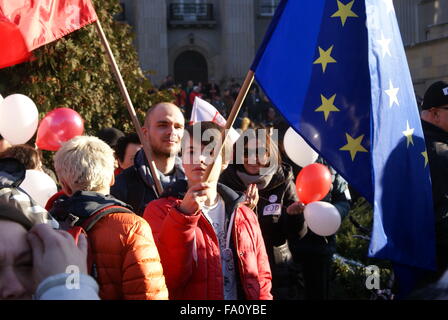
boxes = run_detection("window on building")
[259,0,280,16]
[172,0,207,20]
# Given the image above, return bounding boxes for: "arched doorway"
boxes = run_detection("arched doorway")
[174,50,208,86]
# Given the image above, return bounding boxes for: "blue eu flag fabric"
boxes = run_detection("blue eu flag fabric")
[251,0,436,273]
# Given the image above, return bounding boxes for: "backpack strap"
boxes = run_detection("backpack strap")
[80,205,133,280]
[81,205,134,232]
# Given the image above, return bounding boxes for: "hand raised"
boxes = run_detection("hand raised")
[27,223,88,286]
[244,184,259,210]
[178,182,211,215]
[286,201,306,215]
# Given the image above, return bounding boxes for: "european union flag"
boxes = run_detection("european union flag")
[251,0,436,283]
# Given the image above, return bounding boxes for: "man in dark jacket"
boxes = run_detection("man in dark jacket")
[420,81,448,281]
[287,159,350,300]
[111,103,185,215]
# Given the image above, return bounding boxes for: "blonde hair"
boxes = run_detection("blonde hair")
[54,136,115,193]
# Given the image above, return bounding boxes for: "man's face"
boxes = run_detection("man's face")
[433,104,448,132]
[144,104,185,158]
[119,143,142,169]
[0,221,34,300]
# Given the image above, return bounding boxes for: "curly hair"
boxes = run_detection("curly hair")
[0,144,42,170]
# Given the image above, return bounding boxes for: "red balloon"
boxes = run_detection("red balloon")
[36,108,84,151]
[0,17,31,69]
[296,163,332,204]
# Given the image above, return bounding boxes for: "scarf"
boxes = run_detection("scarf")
[235,164,276,190]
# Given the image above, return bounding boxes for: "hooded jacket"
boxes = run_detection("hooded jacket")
[142,180,273,300]
[422,120,448,248]
[49,191,168,300]
[0,158,57,228]
[111,149,185,215]
[220,162,306,266]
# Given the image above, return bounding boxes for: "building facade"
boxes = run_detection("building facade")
[119,0,447,95]
[395,0,448,95]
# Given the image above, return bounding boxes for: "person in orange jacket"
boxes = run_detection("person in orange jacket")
[49,135,168,300]
[143,121,273,300]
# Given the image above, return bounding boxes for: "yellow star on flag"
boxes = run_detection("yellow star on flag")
[421,151,428,167]
[313,45,337,73]
[402,121,415,148]
[340,133,368,161]
[315,94,340,121]
[331,0,358,26]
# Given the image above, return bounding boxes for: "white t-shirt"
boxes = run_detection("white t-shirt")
[202,196,238,300]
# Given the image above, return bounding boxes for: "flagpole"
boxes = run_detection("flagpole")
[203,70,255,182]
[93,20,163,197]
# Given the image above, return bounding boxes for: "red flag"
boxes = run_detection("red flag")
[0,0,97,68]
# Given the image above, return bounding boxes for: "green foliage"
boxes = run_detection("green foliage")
[330,198,393,299]
[0,0,174,136]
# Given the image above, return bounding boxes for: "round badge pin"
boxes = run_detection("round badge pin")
[269,195,277,203]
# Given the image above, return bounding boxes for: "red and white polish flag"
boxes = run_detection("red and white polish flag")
[190,96,240,145]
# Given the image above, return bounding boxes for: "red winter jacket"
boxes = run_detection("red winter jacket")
[189,91,203,106]
[143,182,272,300]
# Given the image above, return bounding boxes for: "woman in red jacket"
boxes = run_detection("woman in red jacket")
[143,121,273,300]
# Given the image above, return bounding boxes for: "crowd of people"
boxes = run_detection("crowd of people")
[0,79,448,300]
[158,76,279,128]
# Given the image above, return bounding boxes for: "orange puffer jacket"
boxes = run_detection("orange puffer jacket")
[88,212,168,300]
[50,191,168,300]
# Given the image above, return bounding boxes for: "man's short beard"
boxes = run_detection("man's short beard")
[151,144,179,159]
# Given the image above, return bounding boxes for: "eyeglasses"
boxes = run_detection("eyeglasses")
[243,147,268,157]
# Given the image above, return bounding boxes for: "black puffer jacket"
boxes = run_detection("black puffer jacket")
[220,162,305,266]
[422,120,448,248]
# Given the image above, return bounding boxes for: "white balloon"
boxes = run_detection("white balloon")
[20,170,58,208]
[304,201,341,236]
[0,94,39,145]
[283,127,318,167]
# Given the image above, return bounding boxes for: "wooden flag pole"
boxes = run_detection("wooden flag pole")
[203,70,255,182]
[93,20,163,196]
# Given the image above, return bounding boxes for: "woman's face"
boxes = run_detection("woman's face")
[0,221,34,300]
[242,137,270,175]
